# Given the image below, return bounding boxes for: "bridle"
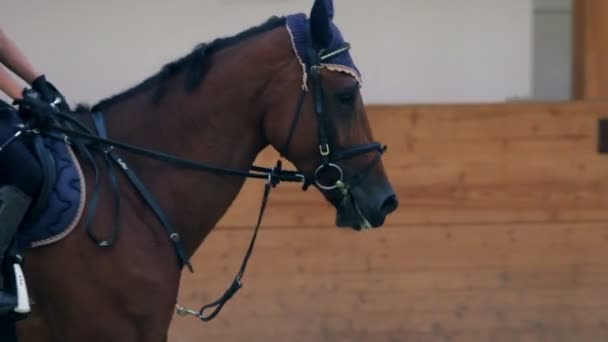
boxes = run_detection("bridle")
[2,36,387,323]
[281,41,386,197]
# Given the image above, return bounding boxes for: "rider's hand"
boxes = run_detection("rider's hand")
[13,88,58,128]
[30,75,70,111]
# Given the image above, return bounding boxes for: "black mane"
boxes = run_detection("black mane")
[91,16,287,112]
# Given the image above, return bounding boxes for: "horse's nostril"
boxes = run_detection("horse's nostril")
[380,194,399,216]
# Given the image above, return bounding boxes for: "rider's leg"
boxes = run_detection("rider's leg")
[0,100,42,312]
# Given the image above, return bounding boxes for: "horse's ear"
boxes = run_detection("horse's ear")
[310,0,334,49]
[326,0,334,19]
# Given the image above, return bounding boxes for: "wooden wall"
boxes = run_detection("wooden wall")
[573,0,608,99]
[168,102,608,342]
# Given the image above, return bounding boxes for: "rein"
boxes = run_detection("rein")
[32,111,301,321]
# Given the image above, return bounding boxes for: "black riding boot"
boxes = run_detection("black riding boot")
[0,103,41,313]
[0,186,30,313]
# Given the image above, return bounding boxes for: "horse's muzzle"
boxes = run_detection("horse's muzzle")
[335,186,398,231]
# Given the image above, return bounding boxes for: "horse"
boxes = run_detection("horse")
[2,0,398,340]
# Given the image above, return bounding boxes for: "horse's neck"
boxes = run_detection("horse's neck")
[100,27,292,255]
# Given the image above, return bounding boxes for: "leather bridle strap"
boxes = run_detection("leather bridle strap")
[279,90,307,158]
[332,143,386,162]
[340,145,386,190]
[45,121,305,183]
[310,61,331,167]
[178,170,275,321]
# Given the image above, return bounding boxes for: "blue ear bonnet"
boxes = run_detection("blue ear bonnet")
[285,13,362,90]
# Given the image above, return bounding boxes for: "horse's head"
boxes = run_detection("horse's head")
[263,0,398,230]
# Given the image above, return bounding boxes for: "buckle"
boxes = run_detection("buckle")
[319,144,330,156]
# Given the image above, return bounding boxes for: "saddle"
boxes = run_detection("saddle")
[0,105,86,323]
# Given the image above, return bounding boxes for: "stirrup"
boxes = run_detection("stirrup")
[0,263,30,315]
[0,187,32,315]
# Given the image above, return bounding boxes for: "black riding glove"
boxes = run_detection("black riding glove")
[30,75,70,111]
[13,88,58,129]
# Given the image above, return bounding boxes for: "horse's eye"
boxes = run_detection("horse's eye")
[335,88,357,105]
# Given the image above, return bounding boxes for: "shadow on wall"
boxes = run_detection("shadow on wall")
[531,0,572,101]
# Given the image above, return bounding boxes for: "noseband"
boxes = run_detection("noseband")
[280,41,386,195]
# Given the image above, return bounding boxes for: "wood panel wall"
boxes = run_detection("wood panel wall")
[168,102,608,342]
[573,0,608,99]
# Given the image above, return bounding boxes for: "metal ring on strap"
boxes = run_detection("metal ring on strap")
[314,163,344,190]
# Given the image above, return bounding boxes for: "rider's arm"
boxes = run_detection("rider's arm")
[0,28,41,85]
[0,65,24,100]
[0,28,69,109]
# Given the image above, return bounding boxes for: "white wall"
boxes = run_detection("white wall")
[1,0,532,105]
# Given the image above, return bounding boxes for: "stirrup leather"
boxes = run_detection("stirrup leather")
[0,186,31,237]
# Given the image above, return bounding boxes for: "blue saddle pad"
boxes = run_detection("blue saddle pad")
[16,135,85,249]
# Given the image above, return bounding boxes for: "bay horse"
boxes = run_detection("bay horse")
[3,0,398,340]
